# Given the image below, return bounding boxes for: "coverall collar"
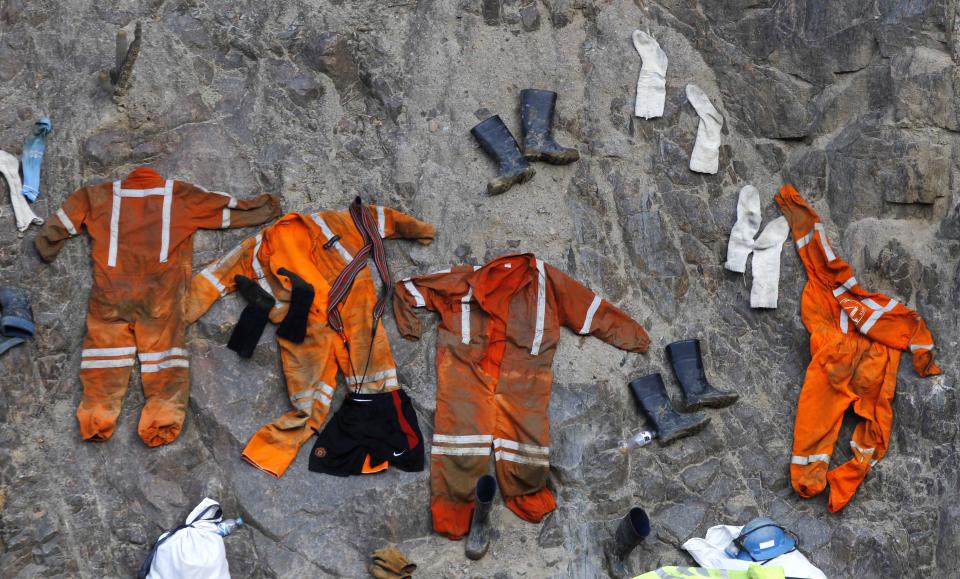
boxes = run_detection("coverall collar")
[123,166,165,188]
[466,253,536,312]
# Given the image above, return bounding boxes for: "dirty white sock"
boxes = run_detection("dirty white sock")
[725,185,762,273]
[685,84,723,174]
[750,216,789,309]
[0,150,43,233]
[632,30,667,119]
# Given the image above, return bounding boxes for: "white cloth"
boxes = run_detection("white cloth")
[147,498,231,579]
[750,216,789,308]
[725,185,762,273]
[633,30,668,119]
[0,150,43,233]
[683,524,827,579]
[686,84,723,174]
[724,186,788,309]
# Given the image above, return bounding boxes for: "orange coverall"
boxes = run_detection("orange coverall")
[186,207,435,478]
[35,167,280,447]
[394,254,650,539]
[776,184,941,512]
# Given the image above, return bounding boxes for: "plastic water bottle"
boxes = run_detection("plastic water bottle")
[216,517,243,537]
[619,430,656,452]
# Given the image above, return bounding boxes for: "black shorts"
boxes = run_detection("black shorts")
[308,389,425,476]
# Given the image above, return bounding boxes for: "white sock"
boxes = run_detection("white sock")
[0,150,43,233]
[632,30,667,119]
[750,216,789,309]
[685,84,723,174]
[725,185,762,273]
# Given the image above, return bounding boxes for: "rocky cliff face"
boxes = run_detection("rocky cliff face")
[1,1,958,577]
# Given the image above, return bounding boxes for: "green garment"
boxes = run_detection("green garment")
[634,565,786,579]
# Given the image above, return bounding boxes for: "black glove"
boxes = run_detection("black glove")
[227,276,276,358]
[276,268,314,343]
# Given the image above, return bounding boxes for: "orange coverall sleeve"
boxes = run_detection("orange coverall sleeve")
[545,263,650,353]
[179,182,281,230]
[371,205,436,244]
[185,234,264,323]
[393,276,443,340]
[775,183,940,377]
[34,186,92,262]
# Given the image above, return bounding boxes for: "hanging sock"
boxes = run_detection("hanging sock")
[227,275,276,358]
[725,185,761,273]
[632,30,668,119]
[20,117,52,202]
[685,85,723,174]
[749,216,789,309]
[0,150,43,233]
[276,268,314,344]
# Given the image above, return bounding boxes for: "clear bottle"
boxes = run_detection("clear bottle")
[216,517,244,537]
[619,430,656,453]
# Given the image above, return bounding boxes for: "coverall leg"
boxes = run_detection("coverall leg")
[243,322,340,478]
[76,296,137,442]
[134,278,191,448]
[790,335,897,508]
[430,361,497,540]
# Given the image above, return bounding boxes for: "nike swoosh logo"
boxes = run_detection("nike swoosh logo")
[393,450,406,457]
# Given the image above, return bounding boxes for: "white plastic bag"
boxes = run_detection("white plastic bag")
[142,498,231,579]
[683,524,826,579]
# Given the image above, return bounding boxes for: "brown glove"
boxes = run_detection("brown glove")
[369,546,416,578]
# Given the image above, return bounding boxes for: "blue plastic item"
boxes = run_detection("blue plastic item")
[21,117,52,202]
[724,517,798,562]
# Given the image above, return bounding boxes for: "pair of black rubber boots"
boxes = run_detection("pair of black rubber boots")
[471,89,579,196]
[629,339,738,445]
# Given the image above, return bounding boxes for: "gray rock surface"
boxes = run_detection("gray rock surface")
[0,1,958,577]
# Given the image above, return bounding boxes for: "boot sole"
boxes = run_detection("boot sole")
[465,545,489,560]
[523,150,580,165]
[656,416,711,446]
[680,393,739,412]
[487,166,536,195]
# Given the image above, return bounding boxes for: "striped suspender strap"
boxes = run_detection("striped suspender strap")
[326,197,393,335]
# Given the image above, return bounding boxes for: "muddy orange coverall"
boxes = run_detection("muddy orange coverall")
[776,184,941,512]
[186,206,435,477]
[393,253,650,539]
[35,167,280,447]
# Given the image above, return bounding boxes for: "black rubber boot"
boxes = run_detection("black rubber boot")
[276,268,314,344]
[604,507,651,577]
[228,276,276,358]
[465,475,497,560]
[520,89,580,165]
[629,374,710,445]
[666,339,739,411]
[0,286,35,356]
[470,115,536,196]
